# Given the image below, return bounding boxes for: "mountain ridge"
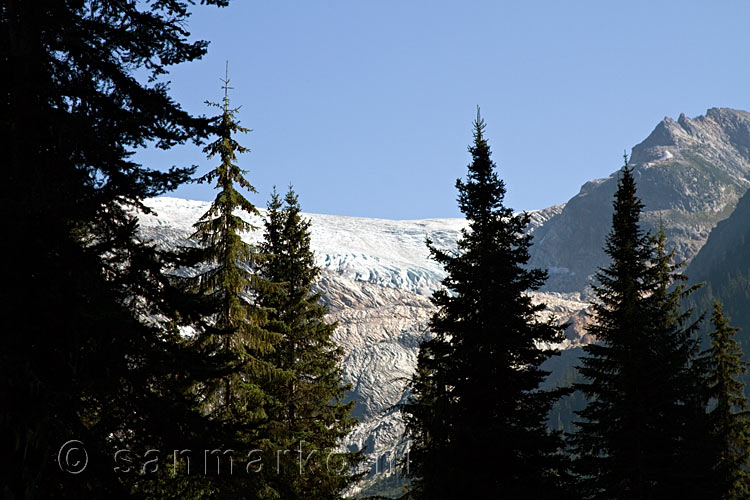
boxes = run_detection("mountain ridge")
[530,107,750,293]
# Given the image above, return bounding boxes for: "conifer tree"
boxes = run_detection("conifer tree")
[707,302,750,500]
[190,67,279,420]
[1,2,233,498]
[259,187,360,499]
[646,229,712,496]
[573,159,709,499]
[186,70,284,497]
[401,110,569,499]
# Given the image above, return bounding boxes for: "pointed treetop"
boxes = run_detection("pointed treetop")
[220,60,234,112]
[474,105,486,138]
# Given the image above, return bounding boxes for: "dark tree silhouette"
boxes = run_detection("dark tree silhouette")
[1,2,232,498]
[401,110,570,499]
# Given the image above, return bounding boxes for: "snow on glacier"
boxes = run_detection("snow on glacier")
[136,196,585,493]
[140,196,467,294]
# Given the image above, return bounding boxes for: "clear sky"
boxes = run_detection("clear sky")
[134,1,750,219]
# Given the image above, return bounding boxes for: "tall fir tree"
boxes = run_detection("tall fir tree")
[187,69,285,497]
[707,302,750,500]
[1,2,233,498]
[646,228,712,496]
[573,158,710,499]
[259,187,361,499]
[190,67,279,419]
[400,110,570,499]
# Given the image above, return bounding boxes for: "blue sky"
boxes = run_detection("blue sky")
[135,1,750,219]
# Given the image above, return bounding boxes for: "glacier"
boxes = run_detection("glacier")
[136,196,589,495]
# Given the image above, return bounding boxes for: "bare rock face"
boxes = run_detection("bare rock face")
[530,108,750,293]
[321,275,432,494]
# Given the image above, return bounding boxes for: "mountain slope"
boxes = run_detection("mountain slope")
[687,186,750,355]
[136,197,585,495]
[530,108,750,293]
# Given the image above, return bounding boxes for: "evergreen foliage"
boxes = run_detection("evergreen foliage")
[707,302,750,500]
[186,71,286,497]
[400,110,570,499]
[190,68,280,420]
[1,2,231,498]
[573,159,710,499]
[259,187,361,499]
[647,229,713,496]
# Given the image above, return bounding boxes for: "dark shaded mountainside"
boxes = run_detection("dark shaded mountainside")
[687,186,750,354]
[530,107,750,294]
[537,108,750,433]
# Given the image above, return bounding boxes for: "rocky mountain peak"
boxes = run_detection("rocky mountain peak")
[634,115,683,153]
[530,108,750,293]
[632,108,750,170]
